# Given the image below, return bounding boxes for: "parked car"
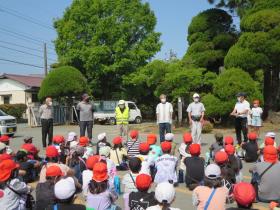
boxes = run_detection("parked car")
[0,109,17,137]
[94,101,142,125]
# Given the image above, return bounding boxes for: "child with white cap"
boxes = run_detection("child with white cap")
[165,133,177,155]
[96,132,111,155]
[146,182,180,210]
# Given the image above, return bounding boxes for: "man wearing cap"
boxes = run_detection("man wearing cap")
[156,94,173,142]
[115,100,130,137]
[39,97,53,148]
[76,93,94,140]
[231,92,250,145]
[187,93,205,144]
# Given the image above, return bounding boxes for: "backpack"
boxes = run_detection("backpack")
[35,182,55,210]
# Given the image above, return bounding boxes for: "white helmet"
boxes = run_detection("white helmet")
[118,100,125,105]
[193,93,200,98]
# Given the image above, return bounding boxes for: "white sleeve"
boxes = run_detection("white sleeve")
[245,102,250,110]
[186,104,192,113]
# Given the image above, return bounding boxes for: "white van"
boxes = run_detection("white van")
[0,109,17,136]
[94,100,142,125]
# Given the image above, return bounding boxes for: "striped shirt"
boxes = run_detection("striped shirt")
[126,139,140,158]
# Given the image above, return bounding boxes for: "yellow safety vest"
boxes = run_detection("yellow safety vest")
[115,106,130,125]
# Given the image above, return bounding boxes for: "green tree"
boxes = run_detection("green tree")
[38,66,89,100]
[54,0,161,99]
[183,9,237,73]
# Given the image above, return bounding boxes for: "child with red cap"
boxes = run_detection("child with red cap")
[86,162,119,210]
[126,130,140,158]
[184,143,205,190]
[129,174,158,210]
[224,136,234,146]
[154,141,178,184]
[242,132,259,162]
[21,136,40,160]
[137,142,154,175]
[110,136,128,171]
[225,144,243,183]
[0,135,13,155]
[147,133,162,161]
[178,133,192,182]
[36,165,64,210]
[226,182,257,210]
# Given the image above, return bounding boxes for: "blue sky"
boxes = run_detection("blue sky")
[0,0,219,75]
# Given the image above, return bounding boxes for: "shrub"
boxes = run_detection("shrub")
[202,120,213,133]
[0,104,27,120]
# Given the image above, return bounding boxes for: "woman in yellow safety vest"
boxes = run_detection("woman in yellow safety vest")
[115,100,130,136]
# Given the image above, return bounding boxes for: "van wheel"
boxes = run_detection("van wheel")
[109,118,116,125]
[135,116,142,124]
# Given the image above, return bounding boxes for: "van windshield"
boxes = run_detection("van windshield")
[94,101,117,112]
[0,110,7,116]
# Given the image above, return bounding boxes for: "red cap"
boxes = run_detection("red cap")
[183,133,192,143]
[0,135,10,142]
[130,130,139,139]
[136,174,152,191]
[189,144,201,156]
[139,142,150,153]
[53,135,65,144]
[0,159,19,182]
[46,165,64,177]
[161,141,172,152]
[86,155,100,169]
[113,136,122,145]
[0,153,12,161]
[234,182,256,207]
[225,144,235,155]
[265,137,274,146]
[224,136,234,145]
[248,132,257,141]
[21,143,38,155]
[147,134,157,145]
[92,162,109,182]
[215,151,229,164]
[263,145,278,163]
[46,145,59,158]
[79,136,89,146]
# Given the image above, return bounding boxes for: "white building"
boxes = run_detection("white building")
[0,74,43,105]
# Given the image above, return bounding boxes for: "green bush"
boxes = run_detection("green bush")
[202,120,213,133]
[0,104,27,120]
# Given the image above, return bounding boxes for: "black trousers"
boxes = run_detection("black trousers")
[235,117,248,144]
[41,119,53,148]
[79,121,93,139]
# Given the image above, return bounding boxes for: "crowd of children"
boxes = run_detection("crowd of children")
[0,128,280,210]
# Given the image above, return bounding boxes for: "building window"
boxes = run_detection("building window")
[3,95,10,104]
[32,93,39,103]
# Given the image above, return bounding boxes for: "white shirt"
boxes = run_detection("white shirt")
[234,100,250,118]
[156,102,173,124]
[251,107,263,117]
[137,154,154,175]
[147,205,180,210]
[154,154,178,184]
[82,169,92,196]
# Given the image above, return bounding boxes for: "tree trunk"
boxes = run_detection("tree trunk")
[271,67,280,111]
[263,69,272,119]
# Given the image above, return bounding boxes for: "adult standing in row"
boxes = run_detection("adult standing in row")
[156,94,173,142]
[39,97,53,148]
[187,93,205,144]
[115,100,130,137]
[230,92,250,145]
[77,93,94,141]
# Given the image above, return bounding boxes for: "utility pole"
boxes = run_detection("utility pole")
[44,43,48,76]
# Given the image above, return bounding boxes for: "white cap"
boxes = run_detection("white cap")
[155,182,176,204]
[165,133,174,141]
[67,132,77,142]
[205,164,221,179]
[193,93,200,98]
[265,132,276,138]
[118,100,125,105]
[0,142,6,151]
[54,177,76,200]
[99,146,111,157]
[97,132,106,141]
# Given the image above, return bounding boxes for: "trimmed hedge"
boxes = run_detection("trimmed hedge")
[0,104,27,120]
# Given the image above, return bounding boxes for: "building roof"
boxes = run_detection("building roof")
[0,73,44,88]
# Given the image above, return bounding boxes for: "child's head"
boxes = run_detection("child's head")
[67,132,77,143]
[97,132,107,142]
[99,146,111,158]
[89,162,109,194]
[16,150,28,162]
[113,136,123,149]
[265,132,276,140]
[54,177,76,204]
[165,133,174,142]
[253,99,260,108]
[45,145,59,163]
[248,132,257,142]
[204,164,222,188]
[79,136,89,147]
[23,136,33,144]
[46,165,64,183]
[233,182,256,209]
[214,151,229,166]
[225,144,235,156]
[147,134,157,145]
[130,130,139,141]
[161,141,172,154]
[139,142,150,155]
[0,135,10,146]
[53,135,65,145]
[0,159,19,183]
[86,155,100,170]
[265,137,275,146]
[224,136,234,145]
[136,174,152,192]
[214,133,223,145]
[189,143,201,157]
[128,157,142,173]
[154,182,176,208]
[183,132,192,145]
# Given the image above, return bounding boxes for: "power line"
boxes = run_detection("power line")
[0,58,43,69]
[0,5,54,31]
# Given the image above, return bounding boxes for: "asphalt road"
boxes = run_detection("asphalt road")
[9,123,272,210]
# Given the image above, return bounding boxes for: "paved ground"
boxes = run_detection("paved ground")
[10,123,274,210]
